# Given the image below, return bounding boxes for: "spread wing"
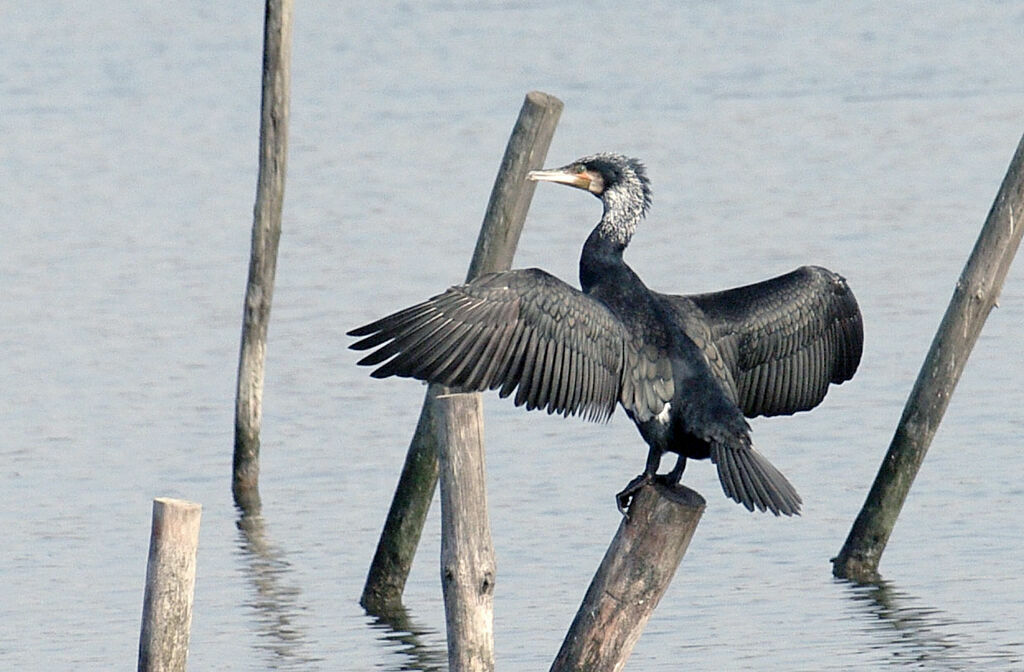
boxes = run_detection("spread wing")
[677,265,863,418]
[348,268,674,423]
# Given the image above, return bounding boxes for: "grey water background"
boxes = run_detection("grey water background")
[3,2,1024,670]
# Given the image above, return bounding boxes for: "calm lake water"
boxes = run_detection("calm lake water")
[3,2,1024,670]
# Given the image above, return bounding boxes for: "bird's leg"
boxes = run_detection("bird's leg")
[656,454,687,486]
[616,446,662,515]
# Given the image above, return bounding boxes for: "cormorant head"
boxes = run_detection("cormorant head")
[528,153,652,218]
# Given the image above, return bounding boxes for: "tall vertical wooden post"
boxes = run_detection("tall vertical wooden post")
[233,0,294,514]
[436,390,495,671]
[360,92,564,613]
[138,498,202,672]
[833,132,1024,582]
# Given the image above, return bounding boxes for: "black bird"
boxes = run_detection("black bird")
[349,153,862,515]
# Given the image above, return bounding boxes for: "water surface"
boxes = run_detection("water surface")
[2,2,1023,670]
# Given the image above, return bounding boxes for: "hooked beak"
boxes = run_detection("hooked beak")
[527,167,592,191]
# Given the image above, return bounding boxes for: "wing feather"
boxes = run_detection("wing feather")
[496,323,526,398]
[530,338,554,411]
[674,265,863,418]
[514,328,542,408]
[349,268,673,422]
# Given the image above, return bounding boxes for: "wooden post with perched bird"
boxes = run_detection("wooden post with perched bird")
[550,483,705,672]
[353,146,862,669]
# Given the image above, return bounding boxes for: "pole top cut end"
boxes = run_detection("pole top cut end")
[153,497,203,513]
[653,482,707,510]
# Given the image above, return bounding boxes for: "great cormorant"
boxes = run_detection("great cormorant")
[349,153,863,515]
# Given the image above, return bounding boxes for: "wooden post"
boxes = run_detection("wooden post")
[436,390,495,672]
[138,498,202,672]
[832,132,1024,582]
[360,91,564,613]
[233,0,294,514]
[360,395,443,611]
[464,91,566,283]
[551,484,705,672]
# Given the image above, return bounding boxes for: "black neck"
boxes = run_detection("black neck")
[580,225,627,293]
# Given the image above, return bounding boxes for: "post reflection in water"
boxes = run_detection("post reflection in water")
[842,579,1023,670]
[236,512,323,669]
[365,602,448,672]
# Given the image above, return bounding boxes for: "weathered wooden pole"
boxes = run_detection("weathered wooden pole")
[551,484,705,672]
[464,91,565,283]
[360,391,442,611]
[436,389,495,672]
[360,91,564,613]
[138,498,202,672]
[233,0,294,514]
[832,132,1024,582]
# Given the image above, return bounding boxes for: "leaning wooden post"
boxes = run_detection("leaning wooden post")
[436,389,495,671]
[832,132,1024,582]
[360,91,564,613]
[233,0,294,514]
[360,395,442,611]
[138,498,202,672]
[551,484,705,672]
[464,91,565,282]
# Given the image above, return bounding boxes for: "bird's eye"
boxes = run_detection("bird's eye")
[574,164,586,174]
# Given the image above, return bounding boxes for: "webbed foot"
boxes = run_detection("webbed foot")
[616,473,653,515]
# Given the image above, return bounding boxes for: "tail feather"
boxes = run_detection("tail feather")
[710,442,801,516]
